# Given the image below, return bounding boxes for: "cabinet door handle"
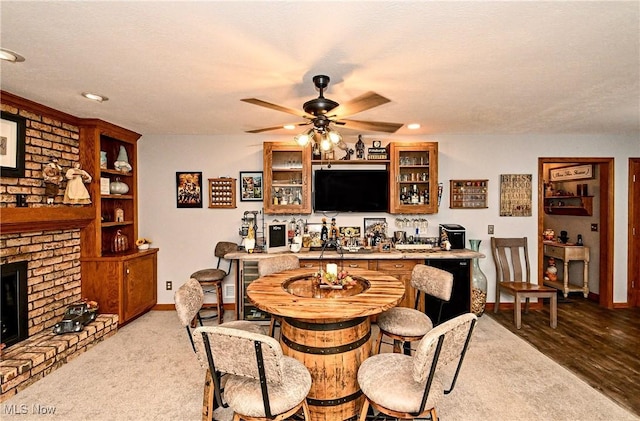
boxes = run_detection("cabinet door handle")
[126,268,130,274]
[349,264,359,268]
[303,263,314,268]
[394,264,403,268]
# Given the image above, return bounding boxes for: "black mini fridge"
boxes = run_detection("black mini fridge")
[424,258,471,323]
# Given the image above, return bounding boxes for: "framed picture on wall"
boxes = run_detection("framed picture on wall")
[176,171,203,208]
[239,171,263,201]
[0,112,26,178]
[499,174,532,217]
[549,164,594,182]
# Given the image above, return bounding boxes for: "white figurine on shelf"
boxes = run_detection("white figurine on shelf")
[63,163,92,204]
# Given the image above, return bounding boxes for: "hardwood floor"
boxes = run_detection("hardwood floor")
[489,296,640,416]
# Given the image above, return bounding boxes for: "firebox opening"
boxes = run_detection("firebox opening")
[1,260,29,348]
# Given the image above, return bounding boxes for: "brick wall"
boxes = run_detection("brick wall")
[0,230,82,336]
[0,101,80,207]
[1,96,84,337]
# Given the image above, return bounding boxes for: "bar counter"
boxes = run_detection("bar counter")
[225,247,484,261]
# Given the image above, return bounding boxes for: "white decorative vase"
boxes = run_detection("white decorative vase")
[109,178,129,195]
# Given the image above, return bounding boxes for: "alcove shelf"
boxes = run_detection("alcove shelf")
[544,195,593,216]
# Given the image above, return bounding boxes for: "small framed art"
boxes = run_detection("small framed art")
[0,111,26,178]
[176,171,203,208]
[240,171,263,201]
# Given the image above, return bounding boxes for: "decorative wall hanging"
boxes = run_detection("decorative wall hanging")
[549,164,594,182]
[239,171,263,201]
[0,111,26,177]
[209,177,237,208]
[176,171,203,208]
[499,174,532,217]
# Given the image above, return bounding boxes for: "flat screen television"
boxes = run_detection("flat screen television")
[313,169,389,212]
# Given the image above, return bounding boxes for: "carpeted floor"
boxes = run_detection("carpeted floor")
[3,311,638,421]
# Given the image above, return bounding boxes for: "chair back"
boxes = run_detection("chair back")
[412,313,477,407]
[193,325,284,384]
[491,237,531,284]
[214,241,238,273]
[410,264,454,301]
[174,278,204,327]
[174,278,204,352]
[258,255,300,277]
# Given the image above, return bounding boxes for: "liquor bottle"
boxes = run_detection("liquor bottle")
[423,188,429,204]
[400,186,407,204]
[411,185,420,204]
[321,218,328,244]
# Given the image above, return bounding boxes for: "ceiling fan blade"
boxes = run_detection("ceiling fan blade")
[328,92,391,119]
[245,122,310,133]
[241,98,314,119]
[337,119,404,133]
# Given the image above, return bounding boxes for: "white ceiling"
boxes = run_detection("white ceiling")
[1,1,638,138]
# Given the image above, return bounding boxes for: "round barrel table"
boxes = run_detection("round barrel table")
[246,267,404,421]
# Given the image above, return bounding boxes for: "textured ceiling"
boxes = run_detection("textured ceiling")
[1,1,638,138]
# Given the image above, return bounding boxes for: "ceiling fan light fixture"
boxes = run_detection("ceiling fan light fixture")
[327,129,342,144]
[294,129,314,146]
[320,137,332,151]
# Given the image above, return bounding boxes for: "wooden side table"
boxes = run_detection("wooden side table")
[543,242,590,298]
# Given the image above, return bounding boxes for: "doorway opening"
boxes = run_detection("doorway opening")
[538,158,614,308]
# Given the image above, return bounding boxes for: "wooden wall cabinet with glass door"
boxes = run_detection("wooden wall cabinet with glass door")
[263,142,311,214]
[79,119,157,325]
[388,142,439,214]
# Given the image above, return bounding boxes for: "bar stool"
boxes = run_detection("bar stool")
[190,241,238,324]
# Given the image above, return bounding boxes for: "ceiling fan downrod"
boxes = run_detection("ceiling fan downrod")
[303,75,339,116]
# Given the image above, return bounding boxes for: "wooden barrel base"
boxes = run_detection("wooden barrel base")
[280,317,372,421]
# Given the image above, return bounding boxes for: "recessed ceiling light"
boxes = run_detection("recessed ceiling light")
[407,123,421,130]
[82,92,109,103]
[283,125,296,130]
[0,48,25,63]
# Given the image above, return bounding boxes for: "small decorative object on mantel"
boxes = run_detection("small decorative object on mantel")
[355,135,365,159]
[113,145,132,173]
[367,140,388,160]
[63,163,92,205]
[43,158,64,204]
[52,300,98,334]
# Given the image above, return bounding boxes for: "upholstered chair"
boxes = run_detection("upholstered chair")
[257,255,300,337]
[375,264,454,354]
[358,313,477,420]
[174,278,265,351]
[190,241,238,324]
[175,278,266,421]
[193,325,312,421]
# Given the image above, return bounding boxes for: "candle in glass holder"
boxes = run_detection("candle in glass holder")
[326,263,338,278]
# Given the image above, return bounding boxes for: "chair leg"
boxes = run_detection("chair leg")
[430,407,438,421]
[524,297,530,313]
[514,293,522,329]
[268,316,276,337]
[202,369,214,421]
[494,288,501,313]
[392,339,403,354]
[216,283,224,324]
[374,331,383,354]
[302,399,311,420]
[550,293,558,328]
[359,399,370,421]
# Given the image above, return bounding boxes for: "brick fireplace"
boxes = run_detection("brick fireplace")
[1,94,119,401]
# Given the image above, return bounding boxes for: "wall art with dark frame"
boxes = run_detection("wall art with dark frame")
[0,111,26,178]
[176,171,203,208]
[239,171,263,201]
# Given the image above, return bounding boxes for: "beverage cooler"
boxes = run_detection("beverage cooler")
[424,258,471,323]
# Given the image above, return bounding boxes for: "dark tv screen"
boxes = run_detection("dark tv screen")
[313,169,389,212]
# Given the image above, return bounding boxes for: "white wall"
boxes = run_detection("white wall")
[138,133,639,305]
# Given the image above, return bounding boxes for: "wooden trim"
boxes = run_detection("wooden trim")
[0,90,80,125]
[486,302,543,311]
[538,157,615,309]
[0,206,94,234]
[628,158,640,307]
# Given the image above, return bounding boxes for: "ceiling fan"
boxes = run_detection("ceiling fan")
[241,75,404,135]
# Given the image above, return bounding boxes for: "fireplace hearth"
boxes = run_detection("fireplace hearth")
[1,261,29,348]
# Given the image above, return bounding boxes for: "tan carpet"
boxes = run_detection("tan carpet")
[3,311,638,421]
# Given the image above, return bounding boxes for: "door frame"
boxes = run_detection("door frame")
[538,157,615,308]
[628,158,640,307]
